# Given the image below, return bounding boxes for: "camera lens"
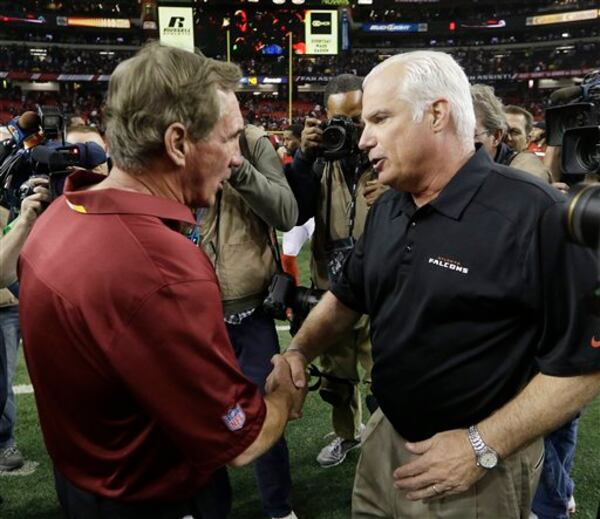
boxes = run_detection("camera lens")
[565,183,600,248]
[576,133,600,172]
[563,126,600,176]
[322,126,346,153]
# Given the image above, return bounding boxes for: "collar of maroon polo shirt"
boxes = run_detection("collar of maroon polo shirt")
[62,169,196,225]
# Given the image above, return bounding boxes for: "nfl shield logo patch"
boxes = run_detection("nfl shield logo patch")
[223,404,246,432]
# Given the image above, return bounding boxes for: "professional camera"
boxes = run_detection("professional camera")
[318,115,361,161]
[0,107,63,211]
[263,272,325,330]
[0,137,107,213]
[545,70,600,177]
[38,105,65,141]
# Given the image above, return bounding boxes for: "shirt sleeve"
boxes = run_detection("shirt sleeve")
[228,136,298,231]
[535,200,600,376]
[330,219,369,315]
[108,279,266,471]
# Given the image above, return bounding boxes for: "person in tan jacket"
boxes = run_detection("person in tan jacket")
[199,124,299,519]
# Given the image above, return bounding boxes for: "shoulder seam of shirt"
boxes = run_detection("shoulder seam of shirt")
[471,168,562,225]
[107,278,220,352]
[114,213,192,287]
[489,165,562,203]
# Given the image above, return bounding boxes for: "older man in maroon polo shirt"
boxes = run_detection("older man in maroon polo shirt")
[17,43,304,519]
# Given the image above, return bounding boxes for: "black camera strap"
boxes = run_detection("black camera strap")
[267,226,285,273]
[306,364,355,392]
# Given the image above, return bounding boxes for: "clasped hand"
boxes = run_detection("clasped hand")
[265,351,308,420]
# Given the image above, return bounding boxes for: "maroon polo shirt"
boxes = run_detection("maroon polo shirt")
[18,171,265,502]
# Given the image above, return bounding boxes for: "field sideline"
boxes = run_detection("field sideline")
[1,248,599,518]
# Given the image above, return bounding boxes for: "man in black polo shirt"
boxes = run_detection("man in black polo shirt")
[276,51,600,518]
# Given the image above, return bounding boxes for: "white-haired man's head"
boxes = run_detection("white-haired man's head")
[364,51,476,154]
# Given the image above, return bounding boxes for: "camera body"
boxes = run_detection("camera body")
[0,106,67,212]
[545,70,600,177]
[263,272,325,329]
[318,115,360,161]
[1,138,107,214]
[38,105,65,141]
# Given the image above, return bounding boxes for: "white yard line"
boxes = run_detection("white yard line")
[14,384,34,395]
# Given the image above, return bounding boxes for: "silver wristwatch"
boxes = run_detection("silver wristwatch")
[467,425,499,469]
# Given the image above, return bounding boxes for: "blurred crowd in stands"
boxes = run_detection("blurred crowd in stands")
[1,0,140,17]
[0,85,551,133]
[1,41,598,78]
[352,0,598,22]
[0,87,104,128]
[364,27,599,50]
[0,29,143,46]
[0,46,135,74]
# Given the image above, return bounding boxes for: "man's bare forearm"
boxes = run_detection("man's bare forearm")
[229,390,292,467]
[0,216,34,287]
[288,291,361,363]
[478,372,600,459]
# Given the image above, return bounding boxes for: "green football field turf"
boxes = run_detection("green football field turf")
[1,248,599,518]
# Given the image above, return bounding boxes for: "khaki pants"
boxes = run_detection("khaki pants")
[319,315,373,440]
[353,409,544,519]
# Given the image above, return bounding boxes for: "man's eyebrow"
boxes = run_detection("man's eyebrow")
[229,127,244,139]
[363,109,391,121]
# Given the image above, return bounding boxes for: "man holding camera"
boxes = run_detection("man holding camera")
[0,179,49,474]
[278,51,600,518]
[286,74,386,468]
[198,123,299,519]
[18,43,305,519]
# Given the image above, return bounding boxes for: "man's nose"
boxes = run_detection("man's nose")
[231,154,242,168]
[358,126,374,151]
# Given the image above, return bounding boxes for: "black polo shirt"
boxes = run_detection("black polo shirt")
[332,147,600,442]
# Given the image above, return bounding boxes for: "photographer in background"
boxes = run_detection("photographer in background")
[285,74,386,468]
[471,85,551,183]
[198,123,299,519]
[0,178,49,473]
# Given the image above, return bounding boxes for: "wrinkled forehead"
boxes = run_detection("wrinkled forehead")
[326,90,363,118]
[364,66,405,102]
[362,66,408,117]
[506,112,526,130]
[217,90,244,130]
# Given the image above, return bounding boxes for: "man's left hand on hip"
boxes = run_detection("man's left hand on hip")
[392,429,487,501]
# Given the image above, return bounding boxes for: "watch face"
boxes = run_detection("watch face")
[479,451,498,469]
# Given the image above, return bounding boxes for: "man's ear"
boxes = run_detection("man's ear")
[492,128,505,148]
[164,122,187,167]
[430,99,450,133]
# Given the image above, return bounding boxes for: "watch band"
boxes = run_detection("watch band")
[468,425,487,456]
[468,425,499,469]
